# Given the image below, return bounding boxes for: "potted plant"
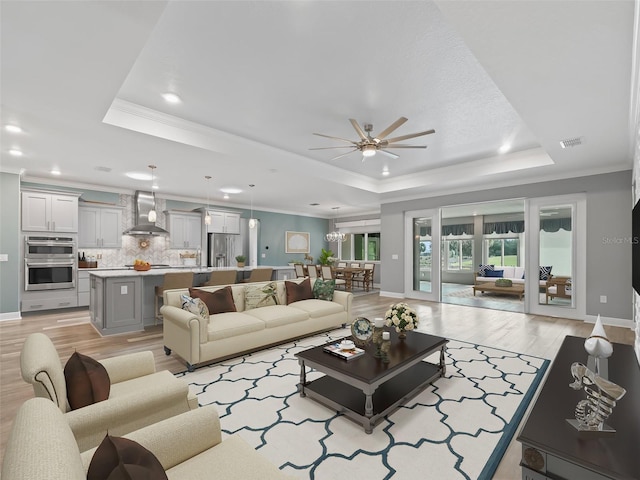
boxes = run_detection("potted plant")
[235,255,246,267]
[318,248,336,266]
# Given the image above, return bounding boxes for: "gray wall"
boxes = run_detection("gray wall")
[381,171,632,320]
[0,173,21,315]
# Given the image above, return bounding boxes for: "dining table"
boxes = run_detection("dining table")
[332,266,366,292]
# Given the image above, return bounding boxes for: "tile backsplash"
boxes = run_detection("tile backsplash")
[79,194,202,267]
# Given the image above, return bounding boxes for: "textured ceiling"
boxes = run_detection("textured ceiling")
[1,1,636,217]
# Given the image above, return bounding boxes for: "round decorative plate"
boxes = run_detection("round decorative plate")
[351,317,373,346]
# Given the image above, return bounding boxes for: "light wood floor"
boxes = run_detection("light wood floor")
[1,296,635,478]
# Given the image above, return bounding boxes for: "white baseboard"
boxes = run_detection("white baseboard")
[584,314,634,329]
[378,290,405,299]
[0,311,22,321]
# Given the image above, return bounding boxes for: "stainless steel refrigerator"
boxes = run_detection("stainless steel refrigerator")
[207,219,249,267]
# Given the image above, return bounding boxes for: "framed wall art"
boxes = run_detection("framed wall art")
[285,231,310,254]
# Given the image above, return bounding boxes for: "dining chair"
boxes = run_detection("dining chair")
[307,265,319,279]
[294,263,305,278]
[349,263,365,289]
[321,265,346,289]
[362,263,375,291]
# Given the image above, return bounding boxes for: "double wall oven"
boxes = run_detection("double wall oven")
[24,236,76,291]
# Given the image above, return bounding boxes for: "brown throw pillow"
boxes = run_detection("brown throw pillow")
[285,277,313,304]
[87,434,168,480]
[64,351,110,411]
[189,286,237,314]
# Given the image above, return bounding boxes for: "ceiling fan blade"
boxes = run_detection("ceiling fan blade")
[330,149,359,161]
[384,145,428,149]
[313,133,358,144]
[309,146,358,150]
[349,119,368,140]
[374,117,407,141]
[377,149,400,159]
[385,129,436,144]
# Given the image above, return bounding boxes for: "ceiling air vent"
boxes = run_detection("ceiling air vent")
[559,136,584,149]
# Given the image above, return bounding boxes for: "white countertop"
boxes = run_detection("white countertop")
[86,265,295,278]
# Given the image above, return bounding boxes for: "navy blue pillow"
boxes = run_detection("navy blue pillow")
[478,264,495,276]
[539,266,552,280]
[485,269,504,278]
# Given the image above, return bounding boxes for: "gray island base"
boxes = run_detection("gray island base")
[88,266,295,335]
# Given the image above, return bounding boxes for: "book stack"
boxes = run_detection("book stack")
[323,343,365,361]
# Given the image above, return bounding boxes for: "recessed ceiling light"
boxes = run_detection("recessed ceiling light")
[9,149,23,156]
[4,124,22,133]
[498,143,511,154]
[152,184,159,190]
[382,168,390,176]
[51,169,61,175]
[161,92,181,104]
[221,187,242,194]
[125,172,152,181]
[223,194,230,200]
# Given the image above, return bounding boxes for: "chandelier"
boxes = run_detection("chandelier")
[325,207,346,242]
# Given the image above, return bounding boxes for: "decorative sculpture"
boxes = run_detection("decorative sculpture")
[584,314,613,379]
[566,362,626,435]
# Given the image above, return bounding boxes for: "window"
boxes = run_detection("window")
[339,232,380,261]
[484,237,520,266]
[443,238,473,271]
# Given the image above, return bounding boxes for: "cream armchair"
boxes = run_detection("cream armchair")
[20,333,198,451]
[2,398,293,480]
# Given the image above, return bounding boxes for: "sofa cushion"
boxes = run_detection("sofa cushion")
[64,351,111,411]
[285,278,313,304]
[190,286,237,314]
[484,269,504,278]
[109,370,176,398]
[245,282,279,310]
[87,434,167,480]
[245,305,309,328]
[312,278,335,301]
[514,267,525,279]
[181,294,209,320]
[501,267,515,278]
[478,264,495,276]
[288,299,345,319]
[207,313,265,341]
[539,266,553,280]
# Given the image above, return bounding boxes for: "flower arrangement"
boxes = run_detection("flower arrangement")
[384,302,419,337]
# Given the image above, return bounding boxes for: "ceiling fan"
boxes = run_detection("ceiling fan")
[310,117,435,162]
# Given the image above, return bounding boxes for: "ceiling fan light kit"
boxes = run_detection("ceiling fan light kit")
[311,116,435,162]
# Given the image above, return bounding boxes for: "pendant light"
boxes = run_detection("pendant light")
[248,184,257,229]
[204,175,212,225]
[147,165,157,223]
[325,207,346,242]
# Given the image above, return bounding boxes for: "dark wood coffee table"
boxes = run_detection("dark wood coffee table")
[295,329,448,434]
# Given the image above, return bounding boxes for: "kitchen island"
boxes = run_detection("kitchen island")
[88,266,296,335]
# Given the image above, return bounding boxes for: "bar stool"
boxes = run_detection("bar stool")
[155,272,194,323]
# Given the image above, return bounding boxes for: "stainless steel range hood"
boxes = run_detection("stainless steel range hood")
[123,191,169,236]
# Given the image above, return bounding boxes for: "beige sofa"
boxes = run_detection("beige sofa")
[161,279,352,371]
[2,397,293,480]
[20,332,198,451]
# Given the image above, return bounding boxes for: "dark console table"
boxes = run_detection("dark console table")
[517,335,639,480]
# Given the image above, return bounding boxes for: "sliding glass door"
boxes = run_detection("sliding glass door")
[405,209,440,301]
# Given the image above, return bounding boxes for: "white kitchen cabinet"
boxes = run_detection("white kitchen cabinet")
[22,190,79,232]
[167,211,202,249]
[77,270,90,306]
[209,211,241,234]
[79,206,123,248]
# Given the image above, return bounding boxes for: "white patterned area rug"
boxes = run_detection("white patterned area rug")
[176,328,549,479]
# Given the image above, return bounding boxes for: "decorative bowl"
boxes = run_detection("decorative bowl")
[495,278,512,287]
[134,265,151,271]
